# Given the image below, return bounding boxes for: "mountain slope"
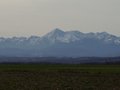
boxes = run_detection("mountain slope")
[0,28,120,57]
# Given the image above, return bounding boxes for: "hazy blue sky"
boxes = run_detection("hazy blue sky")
[0,0,120,37]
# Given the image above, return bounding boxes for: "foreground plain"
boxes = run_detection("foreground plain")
[0,64,120,90]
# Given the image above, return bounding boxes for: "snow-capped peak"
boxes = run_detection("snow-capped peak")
[45,28,65,38]
[43,29,82,43]
[42,28,65,43]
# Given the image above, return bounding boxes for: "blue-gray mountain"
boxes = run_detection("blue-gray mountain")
[0,28,120,57]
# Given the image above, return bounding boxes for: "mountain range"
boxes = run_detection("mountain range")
[0,28,120,57]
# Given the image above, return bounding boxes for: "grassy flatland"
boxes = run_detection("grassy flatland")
[0,64,120,90]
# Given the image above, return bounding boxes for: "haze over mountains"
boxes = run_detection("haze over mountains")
[0,28,120,57]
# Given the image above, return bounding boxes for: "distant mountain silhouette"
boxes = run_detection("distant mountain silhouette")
[0,28,120,57]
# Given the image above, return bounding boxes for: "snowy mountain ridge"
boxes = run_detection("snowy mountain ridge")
[0,28,119,44]
[0,28,120,57]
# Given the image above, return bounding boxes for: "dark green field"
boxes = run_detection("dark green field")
[0,64,120,90]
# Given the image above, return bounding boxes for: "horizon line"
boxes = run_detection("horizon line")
[0,28,119,38]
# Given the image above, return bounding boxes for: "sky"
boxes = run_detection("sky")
[0,0,120,37]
